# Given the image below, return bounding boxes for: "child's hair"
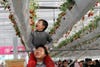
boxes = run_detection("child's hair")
[39,19,48,31]
[35,45,48,55]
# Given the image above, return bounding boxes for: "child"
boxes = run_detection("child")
[28,45,55,67]
[28,19,52,50]
[28,19,54,67]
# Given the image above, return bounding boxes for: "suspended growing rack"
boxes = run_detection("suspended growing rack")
[51,0,97,42]
[57,16,100,48]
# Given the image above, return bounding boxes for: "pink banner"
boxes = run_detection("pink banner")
[0,46,25,55]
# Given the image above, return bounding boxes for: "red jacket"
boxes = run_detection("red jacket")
[28,52,55,67]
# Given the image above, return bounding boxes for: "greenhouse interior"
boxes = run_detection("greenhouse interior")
[0,0,100,67]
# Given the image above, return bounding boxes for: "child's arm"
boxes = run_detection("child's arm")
[46,33,53,49]
[47,33,52,43]
[27,32,34,51]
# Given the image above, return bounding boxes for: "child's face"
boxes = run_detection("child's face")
[34,47,46,59]
[36,21,45,31]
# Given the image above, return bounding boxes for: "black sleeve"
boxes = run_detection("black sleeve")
[47,33,52,43]
[44,32,53,48]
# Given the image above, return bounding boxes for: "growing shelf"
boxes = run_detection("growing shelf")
[52,0,97,42]
[51,27,100,57]
[57,38,100,57]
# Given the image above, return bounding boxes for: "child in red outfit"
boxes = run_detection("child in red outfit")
[28,45,55,67]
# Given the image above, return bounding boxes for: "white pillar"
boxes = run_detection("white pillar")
[13,35,18,59]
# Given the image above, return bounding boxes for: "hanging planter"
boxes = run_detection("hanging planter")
[29,0,38,31]
[29,9,35,15]
[8,12,21,37]
[9,14,16,24]
[0,0,9,9]
[12,23,20,38]
[29,16,34,25]
[60,0,75,11]
[50,28,55,35]
[60,2,68,12]
[88,11,94,17]
[58,12,66,17]
[55,25,59,29]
